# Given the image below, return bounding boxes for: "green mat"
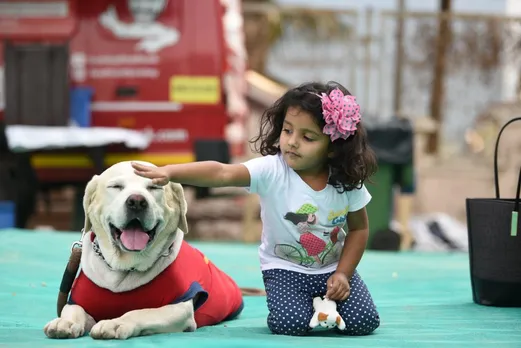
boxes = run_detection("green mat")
[0,229,520,347]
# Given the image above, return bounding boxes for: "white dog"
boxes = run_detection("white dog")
[43,161,244,340]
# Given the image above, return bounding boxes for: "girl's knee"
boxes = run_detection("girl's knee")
[339,312,380,336]
[267,312,312,336]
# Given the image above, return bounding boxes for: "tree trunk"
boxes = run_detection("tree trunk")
[426,0,452,154]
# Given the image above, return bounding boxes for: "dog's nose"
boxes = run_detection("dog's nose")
[126,194,148,211]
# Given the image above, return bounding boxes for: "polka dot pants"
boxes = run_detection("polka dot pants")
[262,268,380,336]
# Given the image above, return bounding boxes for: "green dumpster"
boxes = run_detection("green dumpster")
[364,118,415,248]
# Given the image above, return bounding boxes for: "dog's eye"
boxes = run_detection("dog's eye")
[147,185,162,190]
[108,184,124,190]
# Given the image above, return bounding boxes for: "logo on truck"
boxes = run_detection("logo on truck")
[99,0,179,53]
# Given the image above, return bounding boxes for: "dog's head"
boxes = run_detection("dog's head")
[83,161,188,271]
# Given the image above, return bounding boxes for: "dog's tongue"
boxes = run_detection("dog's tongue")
[120,228,149,251]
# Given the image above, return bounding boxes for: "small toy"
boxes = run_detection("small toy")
[309,296,346,330]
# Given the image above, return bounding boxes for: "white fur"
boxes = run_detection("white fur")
[309,297,346,330]
[80,230,184,292]
[44,161,197,340]
[81,161,188,273]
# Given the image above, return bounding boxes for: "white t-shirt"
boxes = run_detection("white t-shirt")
[242,153,372,274]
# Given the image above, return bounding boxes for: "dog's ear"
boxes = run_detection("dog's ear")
[83,175,99,233]
[168,182,189,234]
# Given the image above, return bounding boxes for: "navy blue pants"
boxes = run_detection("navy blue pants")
[262,268,380,336]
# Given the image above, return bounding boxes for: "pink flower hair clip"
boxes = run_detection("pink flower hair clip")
[314,88,361,141]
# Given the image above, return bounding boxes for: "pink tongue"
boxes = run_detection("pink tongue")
[120,229,150,251]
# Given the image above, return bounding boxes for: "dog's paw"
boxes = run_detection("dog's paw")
[90,319,137,340]
[43,318,84,339]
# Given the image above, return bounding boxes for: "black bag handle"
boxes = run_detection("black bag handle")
[493,117,521,237]
[493,117,521,199]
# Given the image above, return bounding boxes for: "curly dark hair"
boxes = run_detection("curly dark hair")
[249,81,378,193]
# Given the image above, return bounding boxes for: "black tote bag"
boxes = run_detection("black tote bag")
[466,116,521,307]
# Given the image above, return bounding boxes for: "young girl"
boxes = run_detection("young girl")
[132,81,380,336]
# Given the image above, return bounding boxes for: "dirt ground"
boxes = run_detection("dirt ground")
[25,114,521,240]
[25,144,512,241]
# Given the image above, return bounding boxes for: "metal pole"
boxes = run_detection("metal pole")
[393,0,406,115]
[426,0,452,154]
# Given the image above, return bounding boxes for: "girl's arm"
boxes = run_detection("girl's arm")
[133,161,251,188]
[335,207,369,279]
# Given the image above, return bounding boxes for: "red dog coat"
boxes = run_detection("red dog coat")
[69,239,244,328]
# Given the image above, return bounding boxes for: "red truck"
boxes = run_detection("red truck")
[0,0,248,228]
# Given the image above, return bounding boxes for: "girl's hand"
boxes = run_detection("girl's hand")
[131,162,170,186]
[326,272,351,301]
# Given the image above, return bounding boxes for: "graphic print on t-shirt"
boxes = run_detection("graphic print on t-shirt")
[275,203,347,268]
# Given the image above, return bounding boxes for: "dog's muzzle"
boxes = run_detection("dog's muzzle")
[109,194,159,252]
[126,194,148,212]
[124,194,152,225]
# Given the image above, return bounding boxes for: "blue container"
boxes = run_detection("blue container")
[0,201,15,229]
[70,87,94,127]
